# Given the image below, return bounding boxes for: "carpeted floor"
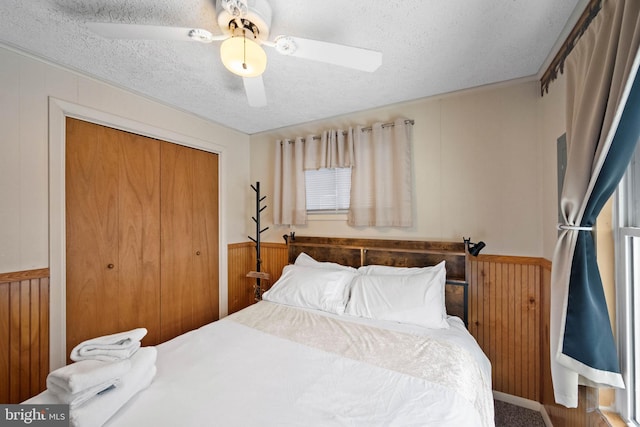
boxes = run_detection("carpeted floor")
[494,399,546,427]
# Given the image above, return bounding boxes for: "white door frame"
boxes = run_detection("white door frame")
[48,97,227,370]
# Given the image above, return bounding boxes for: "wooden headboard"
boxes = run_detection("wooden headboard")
[287,236,469,326]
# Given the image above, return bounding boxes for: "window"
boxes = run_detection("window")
[616,138,640,425]
[304,168,351,213]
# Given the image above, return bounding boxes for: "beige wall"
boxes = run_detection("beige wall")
[0,44,250,319]
[538,73,568,260]
[0,39,577,307]
[250,80,545,257]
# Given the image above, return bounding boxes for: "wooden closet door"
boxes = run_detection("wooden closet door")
[66,118,120,352]
[191,148,219,328]
[160,143,219,342]
[66,118,161,354]
[117,130,161,345]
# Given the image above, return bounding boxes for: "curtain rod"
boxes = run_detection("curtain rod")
[540,0,602,96]
[307,119,415,141]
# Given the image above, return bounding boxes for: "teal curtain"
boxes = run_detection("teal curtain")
[563,70,640,371]
[550,0,640,408]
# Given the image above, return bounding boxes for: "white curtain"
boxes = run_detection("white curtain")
[273,136,306,225]
[550,0,640,408]
[273,129,354,225]
[273,118,413,227]
[348,118,413,227]
[304,128,355,170]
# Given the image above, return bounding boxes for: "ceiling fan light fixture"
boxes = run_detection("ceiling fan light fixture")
[220,35,267,77]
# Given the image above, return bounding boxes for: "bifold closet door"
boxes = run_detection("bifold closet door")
[160,143,219,342]
[66,118,161,354]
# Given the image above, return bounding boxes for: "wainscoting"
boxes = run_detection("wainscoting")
[0,269,50,404]
[467,256,541,402]
[227,242,288,314]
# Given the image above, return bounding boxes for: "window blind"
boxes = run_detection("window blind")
[305,168,351,212]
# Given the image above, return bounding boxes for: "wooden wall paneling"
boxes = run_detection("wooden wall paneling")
[468,255,478,341]
[468,256,541,402]
[0,281,9,403]
[39,278,49,398]
[227,242,289,315]
[28,279,40,399]
[258,242,288,293]
[499,262,508,393]
[9,281,20,401]
[227,243,254,314]
[541,261,554,408]
[528,264,541,400]
[0,272,49,403]
[513,263,522,397]
[510,263,518,396]
[490,262,505,390]
[20,281,31,402]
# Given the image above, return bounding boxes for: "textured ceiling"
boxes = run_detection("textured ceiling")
[0,0,584,134]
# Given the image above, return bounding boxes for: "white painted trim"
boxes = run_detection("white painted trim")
[493,391,553,426]
[540,405,553,427]
[48,97,229,370]
[493,390,542,411]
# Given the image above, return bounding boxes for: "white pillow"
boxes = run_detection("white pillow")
[345,262,449,329]
[262,264,356,314]
[294,252,357,272]
[358,262,442,276]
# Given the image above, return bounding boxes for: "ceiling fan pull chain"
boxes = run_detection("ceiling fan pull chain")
[242,29,248,70]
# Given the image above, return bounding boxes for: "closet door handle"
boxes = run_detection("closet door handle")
[195,251,201,256]
[107,264,115,269]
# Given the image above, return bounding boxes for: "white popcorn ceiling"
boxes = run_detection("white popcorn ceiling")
[0,0,584,134]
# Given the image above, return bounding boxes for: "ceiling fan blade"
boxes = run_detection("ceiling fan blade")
[273,36,382,72]
[243,76,267,107]
[86,22,227,43]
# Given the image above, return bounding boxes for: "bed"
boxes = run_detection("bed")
[28,237,494,427]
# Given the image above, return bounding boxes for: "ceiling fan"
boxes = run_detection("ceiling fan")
[86,0,383,107]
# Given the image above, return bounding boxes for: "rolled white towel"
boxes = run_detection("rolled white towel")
[47,358,131,409]
[71,328,147,362]
[69,347,158,427]
[48,378,121,409]
[47,358,132,394]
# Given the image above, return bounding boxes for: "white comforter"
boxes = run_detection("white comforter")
[113,301,493,427]
[34,301,495,426]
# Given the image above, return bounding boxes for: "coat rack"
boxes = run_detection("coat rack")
[247,181,270,301]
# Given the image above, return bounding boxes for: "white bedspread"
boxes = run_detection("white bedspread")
[28,301,494,426]
[107,301,493,427]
